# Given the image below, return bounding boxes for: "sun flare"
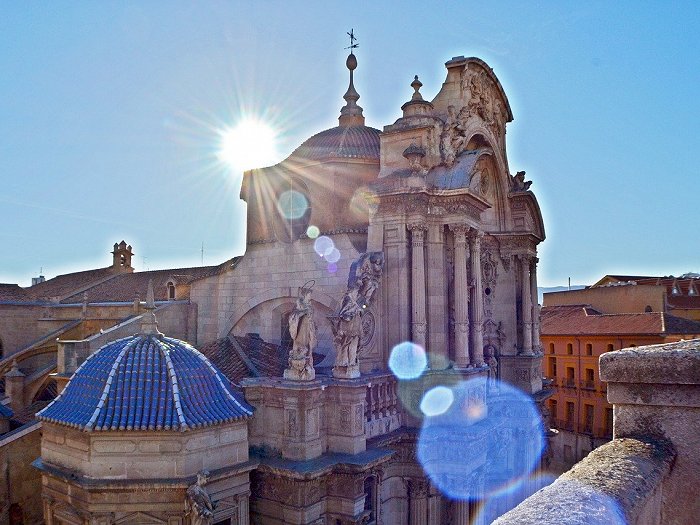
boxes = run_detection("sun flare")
[218,119,279,172]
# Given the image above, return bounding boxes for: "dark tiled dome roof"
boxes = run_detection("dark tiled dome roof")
[38,335,253,431]
[290,125,380,162]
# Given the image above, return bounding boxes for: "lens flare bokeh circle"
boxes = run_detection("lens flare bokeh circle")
[417,377,545,501]
[388,342,427,380]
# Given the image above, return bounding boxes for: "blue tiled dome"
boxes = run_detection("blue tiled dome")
[38,334,253,432]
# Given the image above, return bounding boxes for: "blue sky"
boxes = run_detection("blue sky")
[1,2,698,287]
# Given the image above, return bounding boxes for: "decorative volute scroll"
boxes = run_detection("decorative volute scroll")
[329,252,385,379]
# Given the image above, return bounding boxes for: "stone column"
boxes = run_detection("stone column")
[450,224,470,368]
[453,501,471,525]
[530,256,541,353]
[521,255,533,355]
[409,223,428,351]
[470,232,484,366]
[408,479,428,525]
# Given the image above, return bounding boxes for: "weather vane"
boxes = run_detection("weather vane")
[346,29,358,51]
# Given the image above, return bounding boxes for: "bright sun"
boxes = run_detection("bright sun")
[218,119,278,172]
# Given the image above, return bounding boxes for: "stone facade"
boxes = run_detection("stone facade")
[6,47,550,525]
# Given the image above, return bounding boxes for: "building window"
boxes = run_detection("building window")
[583,404,594,434]
[644,305,653,312]
[281,311,293,349]
[167,282,175,300]
[607,343,614,352]
[564,367,575,388]
[549,399,557,425]
[549,342,555,354]
[585,343,592,356]
[565,402,575,430]
[585,368,594,381]
[364,476,376,523]
[548,357,557,377]
[566,343,573,355]
[605,407,614,437]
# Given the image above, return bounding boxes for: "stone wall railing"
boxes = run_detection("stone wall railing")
[495,339,700,525]
[365,373,400,439]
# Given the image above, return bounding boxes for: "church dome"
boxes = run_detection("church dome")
[38,333,253,432]
[289,124,381,162]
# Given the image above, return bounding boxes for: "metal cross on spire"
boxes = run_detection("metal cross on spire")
[346,29,358,51]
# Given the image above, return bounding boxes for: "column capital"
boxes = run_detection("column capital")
[407,222,429,233]
[469,229,484,246]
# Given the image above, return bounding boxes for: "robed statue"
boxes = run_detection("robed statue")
[284,281,317,381]
[330,252,385,379]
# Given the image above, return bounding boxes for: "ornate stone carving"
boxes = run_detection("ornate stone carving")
[284,282,317,381]
[360,310,375,348]
[185,471,214,525]
[512,171,532,191]
[460,65,507,139]
[330,252,385,378]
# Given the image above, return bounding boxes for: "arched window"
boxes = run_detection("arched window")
[281,311,293,349]
[167,282,176,300]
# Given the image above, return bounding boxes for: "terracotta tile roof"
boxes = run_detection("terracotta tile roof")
[0,284,29,301]
[200,334,324,387]
[199,337,252,387]
[592,275,700,310]
[11,401,51,426]
[60,259,234,304]
[24,267,116,301]
[541,305,700,336]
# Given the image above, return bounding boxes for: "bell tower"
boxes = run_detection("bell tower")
[111,240,134,273]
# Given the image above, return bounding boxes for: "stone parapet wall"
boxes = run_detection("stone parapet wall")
[496,338,700,525]
[493,437,674,525]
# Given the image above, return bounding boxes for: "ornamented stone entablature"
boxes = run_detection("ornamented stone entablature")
[372,189,491,222]
[489,233,541,256]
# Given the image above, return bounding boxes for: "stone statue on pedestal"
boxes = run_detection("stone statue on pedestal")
[330,252,384,379]
[186,470,214,525]
[284,282,317,381]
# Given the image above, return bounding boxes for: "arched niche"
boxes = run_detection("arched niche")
[230,296,335,358]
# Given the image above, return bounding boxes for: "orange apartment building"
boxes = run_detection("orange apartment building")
[540,273,700,471]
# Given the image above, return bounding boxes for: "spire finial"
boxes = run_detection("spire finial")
[140,279,161,336]
[411,75,424,101]
[339,30,365,127]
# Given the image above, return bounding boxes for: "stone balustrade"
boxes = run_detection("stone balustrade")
[365,373,401,439]
[495,339,700,525]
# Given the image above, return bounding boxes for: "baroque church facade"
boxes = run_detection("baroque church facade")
[2,45,547,525]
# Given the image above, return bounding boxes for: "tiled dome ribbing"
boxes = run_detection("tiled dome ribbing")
[37,334,253,431]
[289,125,381,162]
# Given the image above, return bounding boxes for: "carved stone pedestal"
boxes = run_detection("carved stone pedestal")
[284,360,316,381]
[498,355,543,395]
[242,378,325,461]
[326,378,368,455]
[332,364,360,379]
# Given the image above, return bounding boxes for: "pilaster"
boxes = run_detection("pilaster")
[470,232,485,366]
[450,224,471,368]
[408,223,428,352]
[520,254,533,356]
